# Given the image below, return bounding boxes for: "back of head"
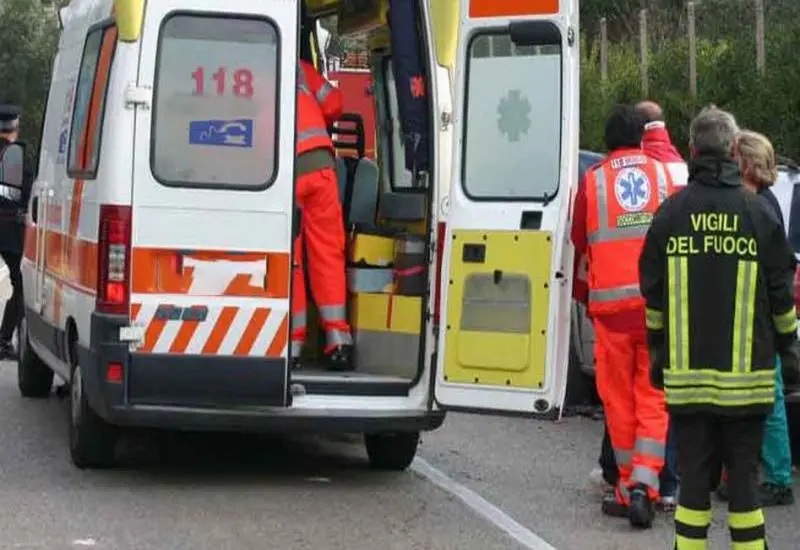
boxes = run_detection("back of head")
[635,100,664,124]
[689,106,739,158]
[604,104,644,151]
[736,130,777,188]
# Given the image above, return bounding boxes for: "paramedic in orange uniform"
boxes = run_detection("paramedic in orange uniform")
[291,55,353,370]
[571,104,676,528]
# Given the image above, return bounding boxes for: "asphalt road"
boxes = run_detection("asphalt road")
[0,278,797,549]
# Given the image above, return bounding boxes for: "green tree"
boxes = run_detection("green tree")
[0,0,60,161]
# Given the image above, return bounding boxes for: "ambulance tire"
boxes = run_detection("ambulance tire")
[69,362,117,469]
[364,432,420,471]
[17,316,54,398]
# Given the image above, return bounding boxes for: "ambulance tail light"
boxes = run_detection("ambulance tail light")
[97,204,132,315]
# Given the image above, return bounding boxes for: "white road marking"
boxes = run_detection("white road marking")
[411,457,557,550]
[72,539,97,546]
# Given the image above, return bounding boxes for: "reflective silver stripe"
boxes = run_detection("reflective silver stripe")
[326,329,352,347]
[589,284,641,303]
[590,167,610,241]
[297,128,330,144]
[316,81,333,103]
[654,161,669,202]
[290,340,303,359]
[292,311,307,329]
[614,448,632,466]
[634,438,665,458]
[319,304,347,321]
[587,225,648,244]
[298,83,311,96]
[631,465,660,491]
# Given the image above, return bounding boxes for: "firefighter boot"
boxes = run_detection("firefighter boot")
[628,484,655,528]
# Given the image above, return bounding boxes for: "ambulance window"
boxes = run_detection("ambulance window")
[68,25,116,179]
[462,32,562,200]
[151,14,278,189]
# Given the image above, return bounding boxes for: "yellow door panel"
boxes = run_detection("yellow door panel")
[443,230,551,389]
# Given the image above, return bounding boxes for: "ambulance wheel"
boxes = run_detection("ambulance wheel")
[69,362,117,469]
[17,316,54,398]
[364,432,420,471]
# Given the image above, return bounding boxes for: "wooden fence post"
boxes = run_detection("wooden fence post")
[688,1,697,97]
[639,8,648,97]
[600,17,608,82]
[755,0,765,75]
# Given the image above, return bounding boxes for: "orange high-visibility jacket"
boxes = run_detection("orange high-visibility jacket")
[584,147,677,316]
[296,60,343,155]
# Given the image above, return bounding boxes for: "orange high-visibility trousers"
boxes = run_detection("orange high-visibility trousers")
[594,314,668,503]
[290,166,352,358]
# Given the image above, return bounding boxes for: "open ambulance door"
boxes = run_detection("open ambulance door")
[128,0,298,407]
[434,0,579,418]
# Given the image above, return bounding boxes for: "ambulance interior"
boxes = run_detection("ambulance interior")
[296,0,436,395]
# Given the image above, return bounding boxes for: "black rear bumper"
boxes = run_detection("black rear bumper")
[80,312,444,434]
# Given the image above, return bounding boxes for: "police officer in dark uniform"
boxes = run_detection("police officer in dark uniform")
[0,104,30,360]
[639,106,800,550]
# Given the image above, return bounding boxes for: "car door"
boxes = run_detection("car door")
[434,0,579,416]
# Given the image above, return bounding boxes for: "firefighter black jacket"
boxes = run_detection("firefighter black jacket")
[639,154,797,416]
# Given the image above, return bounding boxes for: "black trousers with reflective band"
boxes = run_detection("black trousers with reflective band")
[672,412,768,549]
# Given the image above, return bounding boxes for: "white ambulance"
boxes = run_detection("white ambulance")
[20,0,580,470]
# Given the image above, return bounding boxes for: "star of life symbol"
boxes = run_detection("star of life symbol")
[614,167,651,212]
[497,89,531,142]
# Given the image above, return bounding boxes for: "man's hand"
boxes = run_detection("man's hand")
[780,340,800,387]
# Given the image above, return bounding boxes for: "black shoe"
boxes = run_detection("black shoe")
[716,481,729,501]
[628,484,655,528]
[0,341,17,360]
[759,482,795,507]
[326,345,353,372]
[601,490,628,518]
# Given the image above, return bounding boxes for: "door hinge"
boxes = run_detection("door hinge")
[440,110,452,130]
[125,84,152,110]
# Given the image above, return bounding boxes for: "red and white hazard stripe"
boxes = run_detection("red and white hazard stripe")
[131,303,289,357]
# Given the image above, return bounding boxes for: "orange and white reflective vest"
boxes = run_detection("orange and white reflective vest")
[585,148,677,316]
[296,60,343,156]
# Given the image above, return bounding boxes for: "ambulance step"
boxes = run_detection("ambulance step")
[291,367,410,397]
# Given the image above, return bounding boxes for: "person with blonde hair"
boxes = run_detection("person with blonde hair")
[716,130,796,507]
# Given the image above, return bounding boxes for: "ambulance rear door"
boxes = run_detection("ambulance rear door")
[434,0,579,417]
[128,0,297,407]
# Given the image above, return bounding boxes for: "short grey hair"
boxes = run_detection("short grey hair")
[689,106,739,156]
